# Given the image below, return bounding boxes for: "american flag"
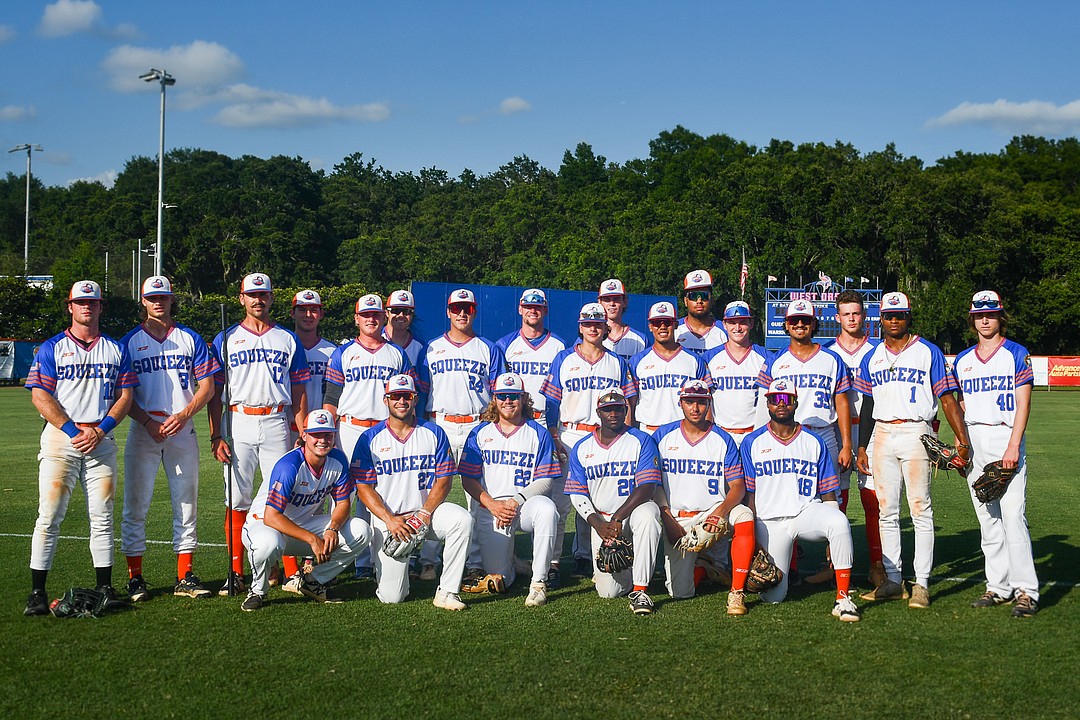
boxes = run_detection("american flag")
[740,251,749,297]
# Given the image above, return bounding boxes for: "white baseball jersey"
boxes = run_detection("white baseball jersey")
[303,338,337,412]
[628,348,711,427]
[325,340,414,420]
[212,323,310,406]
[383,330,424,367]
[565,428,661,515]
[457,420,561,498]
[420,334,504,415]
[540,347,637,426]
[496,330,567,415]
[674,319,728,355]
[854,336,958,421]
[350,420,457,515]
[122,323,219,415]
[823,337,878,420]
[27,331,138,422]
[603,326,649,362]
[757,346,851,427]
[250,446,353,521]
[703,344,770,429]
[653,421,744,513]
[953,339,1033,427]
[741,425,838,520]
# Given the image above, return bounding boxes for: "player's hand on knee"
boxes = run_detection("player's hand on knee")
[595,517,622,541]
[660,509,685,544]
[385,514,411,542]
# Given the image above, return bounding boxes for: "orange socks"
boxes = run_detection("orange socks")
[126,556,143,579]
[225,510,247,574]
[730,521,755,591]
[282,556,300,577]
[177,552,193,579]
[860,487,883,563]
[835,568,852,598]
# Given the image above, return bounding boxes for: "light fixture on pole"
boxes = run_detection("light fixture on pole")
[139,68,176,277]
[8,143,43,278]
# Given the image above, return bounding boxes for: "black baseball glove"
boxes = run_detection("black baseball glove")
[972,461,1016,504]
[595,536,634,574]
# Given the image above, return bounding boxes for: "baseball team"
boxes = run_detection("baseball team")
[23,271,1039,621]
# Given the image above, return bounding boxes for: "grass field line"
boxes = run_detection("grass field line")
[0,532,225,548]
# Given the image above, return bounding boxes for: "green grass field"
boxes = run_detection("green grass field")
[1,387,1077,719]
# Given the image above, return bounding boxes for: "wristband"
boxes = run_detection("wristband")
[416,508,432,519]
[211,435,222,442]
[61,421,80,438]
[98,416,117,434]
[514,493,527,506]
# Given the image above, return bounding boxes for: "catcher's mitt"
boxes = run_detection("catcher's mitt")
[745,548,783,594]
[595,536,634,574]
[972,461,1016,504]
[920,434,972,474]
[676,514,730,554]
[461,573,507,594]
[382,514,430,559]
[49,587,106,619]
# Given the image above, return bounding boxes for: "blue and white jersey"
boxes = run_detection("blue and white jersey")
[628,347,711,427]
[823,337,878,421]
[303,338,337,413]
[654,422,744,513]
[603,326,650,362]
[674,319,728,356]
[540,347,637,427]
[703,344,769,430]
[457,420,561,499]
[350,420,457,515]
[383,329,424,367]
[324,340,414,420]
[420,334,504,416]
[741,425,838,521]
[496,330,567,416]
[212,323,310,407]
[27,331,138,423]
[565,428,661,515]
[250,446,353,522]
[122,322,218,416]
[853,336,958,422]
[756,345,851,428]
[953,339,1033,427]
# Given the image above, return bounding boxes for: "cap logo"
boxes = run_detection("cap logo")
[774,380,790,392]
[692,273,703,283]
[887,295,900,306]
[253,276,265,286]
[977,293,992,302]
[151,278,164,289]
[314,413,329,425]
[364,296,377,307]
[396,376,409,387]
[303,291,315,301]
[81,282,94,294]
[795,301,807,311]
[606,281,618,291]
[397,292,409,302]
[456,290,470,300]
[657,303,669,313]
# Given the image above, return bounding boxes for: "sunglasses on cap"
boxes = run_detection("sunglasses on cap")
[495,392,523,402]
[685,290,711,301]
[767,393,796,406]
[971,299,1002,310]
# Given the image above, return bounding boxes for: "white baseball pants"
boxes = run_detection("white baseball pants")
[475,495,559,585]
[372,502,473,604]
[122,421,201,555]
[243,515,371,596]
[872,421,934,587]
[664,503,754,599]
[756,502,854,603]
[591,501,662,598]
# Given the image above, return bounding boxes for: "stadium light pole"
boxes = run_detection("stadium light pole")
[8,143,42,278]
[140,68,176,277]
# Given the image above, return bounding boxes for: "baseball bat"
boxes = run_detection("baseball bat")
[220,303,239,596]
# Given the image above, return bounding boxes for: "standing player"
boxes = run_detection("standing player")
[290,290,336,444]
[24,281,137,615]
[121,276,219,602]
[675,270,728,355]
[654,379,756,615]
[565,391,663,615]
[541,302,638,578]
[352,374,473,611]
[598,278,649,361]
[629,301,711,432]
[822,290,885,588]
[703,301,770,445]
[953,291,1039,618]
[458,373,561,606]
[207,273,310,594]
[741,380,862,622]
[854,292,969,608]
[239,410,371,611]
[384,290,424,366]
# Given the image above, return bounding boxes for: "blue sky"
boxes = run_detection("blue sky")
[3,1,1079,189]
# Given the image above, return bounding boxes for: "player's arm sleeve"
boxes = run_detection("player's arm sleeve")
[853,353,875,396]
[618,356,638,399]
[755,355,773,389]
[833,355,852,394]
[488,342,506,389]
[928,343,959,397]
[289,334,311,385]
[456,427,484,481]
[633,435,662,487]
[518,426,559,501]
[739,440,757,492]
[697,356,712,385]
[1014,346,1034,387]
[349,432,378,487]
[564,446,589,496]
[25,341,57,394]
[329,450,355,502]
[816,437,839,495]
[189,329,220,380]
[723,434,745,486]
[432,424,457,480]
[265,457,298,513]
[211,332,226,385]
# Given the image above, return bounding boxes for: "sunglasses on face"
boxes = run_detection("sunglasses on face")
[767,393,796,406]
[787,317,813,326]
[388,308,414,316]
[685,291,711,302]
[386,392,415,401]
[649,319,674,327]
[972,299,1001,310]
[449,304,475,316]
[495,393,522,402]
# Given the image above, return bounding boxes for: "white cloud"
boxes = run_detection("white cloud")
[0,25,15,43]
[39,0,101,37]
[67,169,117,188]
[103,41,245,92]
[499,96,532,115]
[208,84,390,128]
[0,105,36,121]
[928,98,1080,135]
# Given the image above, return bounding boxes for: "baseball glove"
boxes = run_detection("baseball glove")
[461,573,507,594]
[920,434,972,474]
[972,461,1016,504]
[382,514,430,560]
[676,514,730,554]
[745,548,783,594]
[595,536,634,574]
[49,587,106,619]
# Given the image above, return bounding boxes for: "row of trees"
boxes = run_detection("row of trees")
[2,128,1078,352]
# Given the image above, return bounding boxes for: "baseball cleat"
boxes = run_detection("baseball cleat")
[805,563,834,585]
[971,590,1011,608]
[908,583,931,609]
[24,590,50,617]
[1011,591,1038,618]
[218,571,248,597]
[860,579,906,601]
[96,585,129,611]
[460,567,487,593]
[419,563,437,581]
[628,590,655,615]
[832,595,862,622]
[240,591,265,612]
[545,565,562,590]
[353,566,375,582]
[726,590,747,616]
[299,574,344,604]
[868,561,887,589]
[571,558,592,578]
[525,582,548,607]
[127,575,150,603]
[281,572,304,595]
[433,588,467,611]
[174,572,212,599]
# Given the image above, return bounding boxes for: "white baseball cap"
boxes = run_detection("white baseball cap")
[723,301,752,319]
[881,291,911,313]
[765,378,798,398]
[141,276,173,297]
[596,390,628,409]
[302,409,338,434]
[684,270,713,291]
[355,293,385,313]
[494,372,526,393]
[598,279,626,297]
[578,302,607,323]
[448,288,477,306]
[969,290,1003,314]
[241,273,272,293]
[678,378,713,400]
[648,301,676,321]
[387,290,415,309]
[385,373,417,395]
[519,288,548,307]
[69,280,102,301]
[785,299,815,319]
[292,289,322,307]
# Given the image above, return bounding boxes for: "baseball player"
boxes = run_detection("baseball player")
[290,290,336,444]
[653,379,756,615]
[121,276,220,602]
[822,290,885,588]
[675,270,728,355]
[495,288,569,586]
[207,273,310,595]
[565,391,663,615]
[351,374,473,610]
[953,290,1039,618]
[24,280,137,616]
[854,291,970,608]
[383,289,425,366]
[702,301,770,445]
[598,278,649,361]
[239,409,372,611]
[541,302,638,578]
[458,373,562,606]
[741,379,862,622]
[629,301,711,432]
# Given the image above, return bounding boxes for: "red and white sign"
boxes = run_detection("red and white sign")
[1048,356,1080,387]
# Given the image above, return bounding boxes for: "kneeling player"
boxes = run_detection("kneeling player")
[741,380,861,622]
[459,373,561,606]
[654,379,756,615]
[240,410,372,611]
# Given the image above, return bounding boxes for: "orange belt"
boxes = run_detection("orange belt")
[562,422,599,432]
[533,410,545,420]
[149,410,169,419]
[429,413,478,424]
[343,416,379,428]
[644,424,661,432]
[230,404,286,416]
[75,422,101,429]
[676,510,700,518]
[879,418,922,425]
[721,425,754,434]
